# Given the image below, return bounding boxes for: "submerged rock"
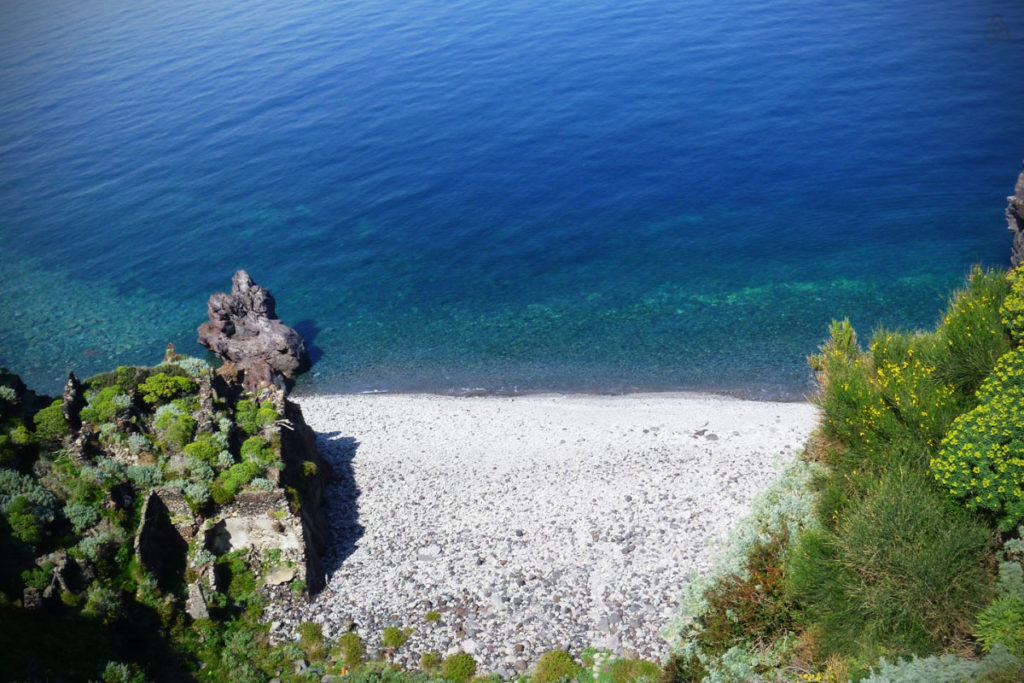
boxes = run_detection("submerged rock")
[1009,161,1024,268]
[197,270,310,393]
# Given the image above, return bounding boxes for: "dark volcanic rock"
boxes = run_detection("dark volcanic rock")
[61,372,85,431]
[197,270,310,393]
[280,397,331,592]
[1010,162,1024,268]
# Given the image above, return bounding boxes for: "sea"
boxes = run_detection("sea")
[1,0,1022,399]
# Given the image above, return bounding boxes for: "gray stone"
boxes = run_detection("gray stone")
[186,582,210,620]
[417,543,441,560]
[22,586,42,610]
[266,566,296,586]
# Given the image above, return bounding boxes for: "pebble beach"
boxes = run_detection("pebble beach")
[265,392,819,675]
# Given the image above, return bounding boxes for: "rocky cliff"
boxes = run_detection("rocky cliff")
[1009,161,1024,268]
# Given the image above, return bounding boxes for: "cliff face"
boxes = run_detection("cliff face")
[1009,162,1024,268]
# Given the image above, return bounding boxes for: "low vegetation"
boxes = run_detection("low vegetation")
[662,265,1024,681]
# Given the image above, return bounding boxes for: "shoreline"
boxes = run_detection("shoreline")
[267,392,820,672]
[291,386,816,404]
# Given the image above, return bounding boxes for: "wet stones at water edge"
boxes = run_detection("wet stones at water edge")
[197,270,311,393]
[1009,160,1024,268]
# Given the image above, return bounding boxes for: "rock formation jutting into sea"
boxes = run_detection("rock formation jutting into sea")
[197,270,311,394]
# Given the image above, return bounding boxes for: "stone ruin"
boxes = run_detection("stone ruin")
[131,380,330,618]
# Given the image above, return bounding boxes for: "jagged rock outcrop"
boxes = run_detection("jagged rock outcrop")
[1009,161,1024,268]
[197,270,310,393]
[61,372,85,431]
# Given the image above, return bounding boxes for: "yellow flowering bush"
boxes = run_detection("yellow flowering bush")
[932,348,1024,530]
[873,334,959,449]
[1001,266,1024,344]
[934,266,1012,395]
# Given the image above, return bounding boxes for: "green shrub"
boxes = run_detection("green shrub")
[810,321,890,455]
[225,399,277,436]
[80,386,131,424]
[63,502,100,534]
[235,400,261,436]
[139,373,196,405]
[240,436,274,467]
[21,565,52,590]
[660,652,708,683]
[1002,266,1024,344]
[381,625,412,649]
[0,468,57,522]
[125,464,162,488]
[862,644,1020,682]
[532,650,579,683]
[33,399,69,442]
[663,458,822,679]
[184,437,219,466]
[153,403,196,450]
[216,551,257,603]
[931,348,1024,530]
[184,482,211,507]
[127,432,152,453]
[10,424,33,446]
[257,402,277,427]
[933,265,1013,396]
[297,621,327,661]
[441,653,477,683]
[420,651,441,672]
[605,658,660,683]
[976,594,1024,657]
[425,610,441,623]
[870,331,964,450]
[168,356,210,379]
[216,450,235,469]
[89,364,188,394]
[7,495,42,543]
[211,462,260,504]
[82,583,122,619]
[101,661,146,683]
[789,468,993,659]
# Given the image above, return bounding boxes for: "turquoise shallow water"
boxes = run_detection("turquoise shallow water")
[0,1,1022,398]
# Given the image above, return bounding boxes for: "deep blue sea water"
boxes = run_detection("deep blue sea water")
[1,0,1022,398]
